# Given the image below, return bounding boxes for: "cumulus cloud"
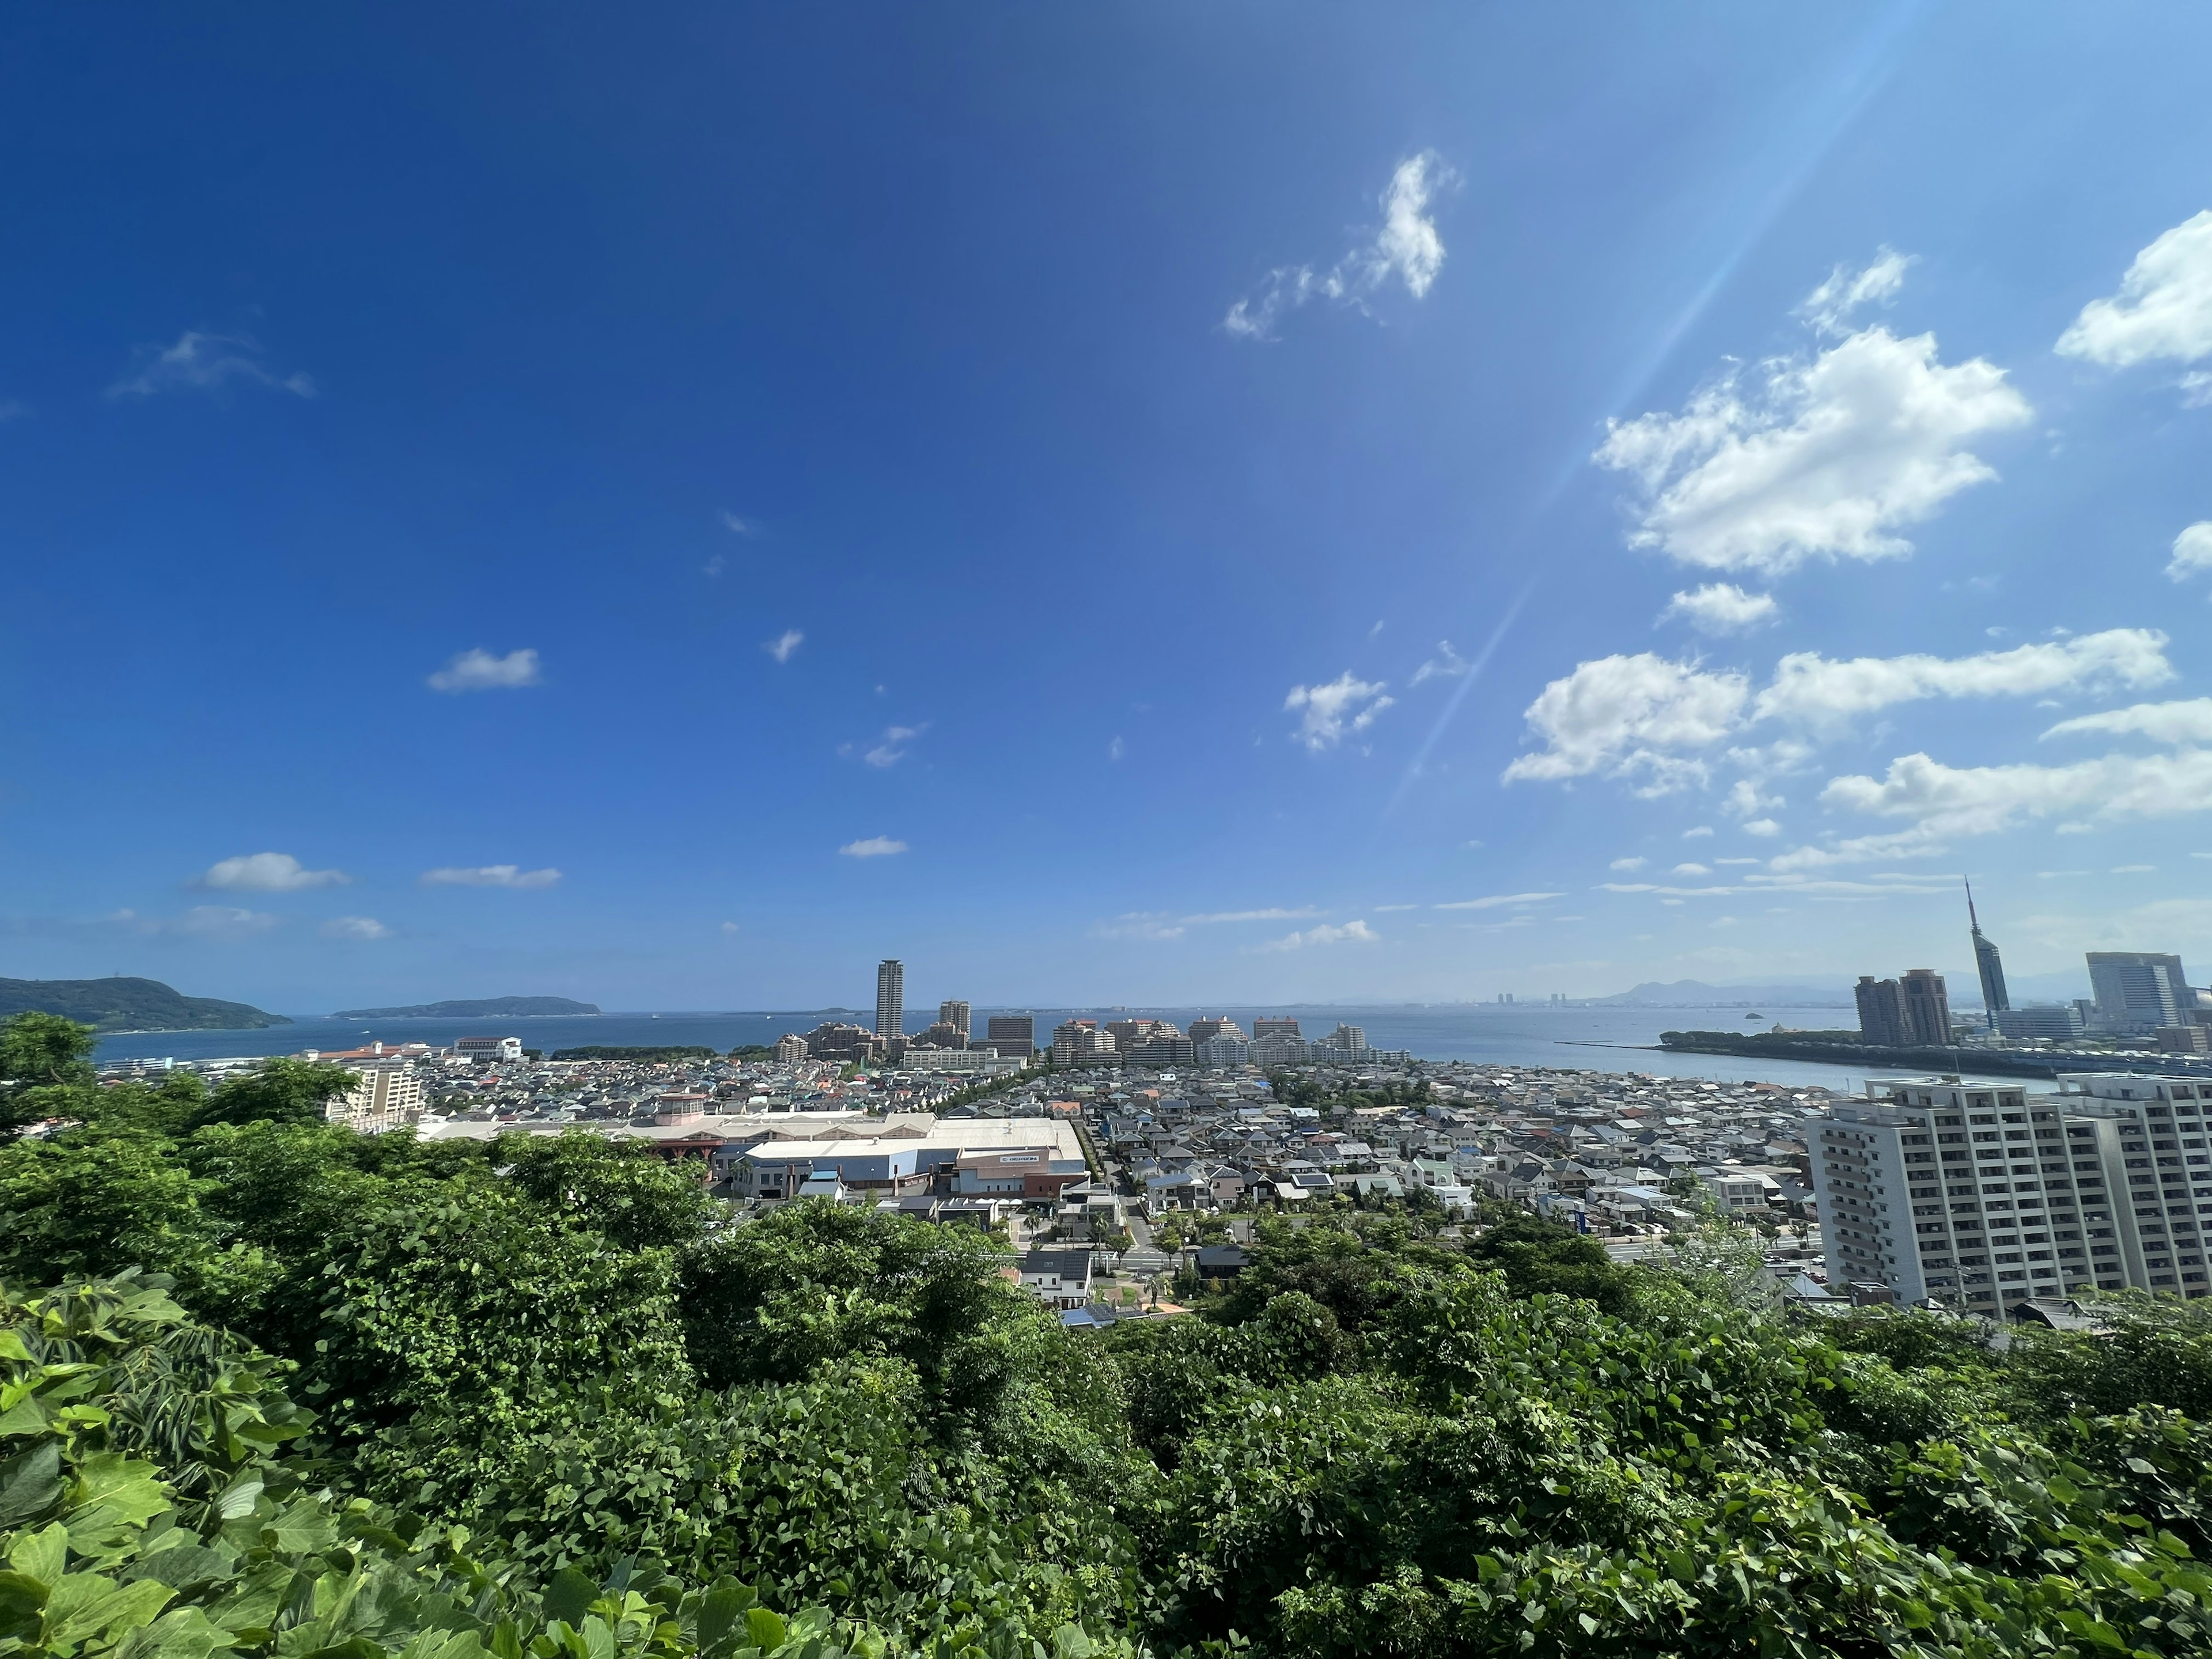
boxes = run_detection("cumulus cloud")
[2056,210,2212,371]
[108,331,316,399]
[198,851,349,892]
[1595,302,2029,575]
[1501,654,1748,792]
[764,629,804,664]
[838,836,907,859]
[428,648,541,692]
[1224,153,1453,340]
[1285,672,1395,750]
[2043,698,2212,745]
[1797,248,1914,336]
[1256,919,1378,952]
[1659,583,1779,635]
[1821,749,2212,842]
[1608,857,1647,872]
[320,916,391,940]
[1752,628,2172,723]
[1411,640,1471,684]
[419,865,562,888]
[2168,522,2212,582]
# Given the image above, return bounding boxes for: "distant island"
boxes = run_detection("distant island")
[331,996,602,1019]
[0,975,289,1033]
[1594,978,1855,1008]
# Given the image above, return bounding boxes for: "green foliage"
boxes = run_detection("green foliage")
[1465,1215,1630,1314]
[0,1014,99,1138]
[184,1062,359,1134]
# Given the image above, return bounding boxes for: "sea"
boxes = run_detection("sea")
[91,1003,2029,1092]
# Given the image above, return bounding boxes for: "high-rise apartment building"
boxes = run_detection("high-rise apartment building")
[1967,880,2009,1021]
[2087,952,2189,1033]
[984,1014,1035,1058]
[1328,1023,1368,1052]
[774,1033,809,1065]
[874,959,904,1039]
[1855,976,1911,1047]
[1187,1016,1247,1044]
[1252,1017,1301,1039]
[1809,1074,2212,1313]
[937,1000,971,1043]
[1051,1018,1116,1066]
[1900,969,1951,1046]
[327,1063,423,1135]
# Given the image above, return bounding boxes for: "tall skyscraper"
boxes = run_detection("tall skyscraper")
[1855,976,1910,1047]
[2088,952,2190,1033]
[937,1000,971,1043]
[1900,969,1952,1046]
[874,959,904,1039]
[1967,878,2009,1020]
[984,1014,1034,1058]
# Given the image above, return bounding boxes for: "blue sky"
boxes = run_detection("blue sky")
[5,2,2212,1014]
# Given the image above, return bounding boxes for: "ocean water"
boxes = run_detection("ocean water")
[92,1003,2021,1091]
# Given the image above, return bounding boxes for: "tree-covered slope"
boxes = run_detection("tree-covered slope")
[0,975,288,1031]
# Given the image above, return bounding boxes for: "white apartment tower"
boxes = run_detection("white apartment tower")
[1809,1074,2212,1312]
[327,1063,423,1135]
[874,959,904,1040]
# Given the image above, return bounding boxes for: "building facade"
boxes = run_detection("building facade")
[1809,1074,2212,1314]
[327,1063,423,1134]
[875,959,904,1039]
[984,1014,1035,1058]
[937,999,971,1042]
[1854,976,1911,1047]
[2087,952,2189,1033]
[456,1035,523,1063]
[1900,969,1951,1046]
[1967,880,2009,1020]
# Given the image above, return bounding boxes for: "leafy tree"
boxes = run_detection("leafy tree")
[1465,1214,1630,1313]
[0,1010,97,1135]
[499,1129,718,1249]
[184,1058,357,1132]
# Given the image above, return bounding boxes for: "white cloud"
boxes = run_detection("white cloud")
[1821,748,2212,841]
[1285,671,1395,750]
[862,725,923,768]
[1594,325,2030,575]
[1724,778,1783,819]
[721,511,756,535]
[420,864,562,888]
[146,905,281,940]
[1752,628,2172,723]
[198,851,349,892]
[1433,892,1563,911]
[1743,817,1782,837]
[721,921,741,935]
[1659,583,1779,635]
[1713,857,1763,866]
[2168,522,2212,582]
[1373,903,1420,912]
[1797,248,1914,337]
[2112,864,2156,874]
[428,647,541,692]
[763,629,804,664]
[1411,640,1470,684]
[1256,918,1379,952]
[1184,907,1321,924]
[1108,736,1125,761]
[108,330,316,399]
[1608,857,1646,872]
[1672,863,1711,877]
[2056,210,2212,370]
[1224,152,1453,340]
[2043,698,2212,745]
[320,915,391,940]
[1681,824,1714,838]
[1099,913,1185,941]
[1501,654,1748,792]
[838,836,907,859]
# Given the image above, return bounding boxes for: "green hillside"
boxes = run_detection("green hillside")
[333,994,601,1018]
[0,974,289,1031]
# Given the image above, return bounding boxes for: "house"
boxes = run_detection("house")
[1020,1248,1097,1310]
[1193,1244,1248,1281]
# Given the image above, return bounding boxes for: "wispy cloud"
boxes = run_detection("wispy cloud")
[1432,892,1563,911]
[1411,641,1470,685]
[1797,247,1914,336]
[109,330,316,400]
[428,648,541,692]
[839,836,907,859]
[764,629,804,664]
[1107,736,1125,761]
[1224,152,1453,340]
[861,725,924,768]
[721,511,757,535]
[105,904,281,940]
[320,915,391,940]
[198,851,349,892]
[420,865,562,888]
[1285,671,1394,750]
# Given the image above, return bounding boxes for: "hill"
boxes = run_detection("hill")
[331,995,601,1018]
[1592,978,1854,1007]
[0,975,289,1032]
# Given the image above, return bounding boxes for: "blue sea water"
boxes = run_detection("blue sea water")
[92,1003,2023,1090]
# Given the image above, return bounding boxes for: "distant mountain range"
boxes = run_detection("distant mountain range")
[330,996,602,1019]
[0,976,289,1032]
[1592,979,1854,1008]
